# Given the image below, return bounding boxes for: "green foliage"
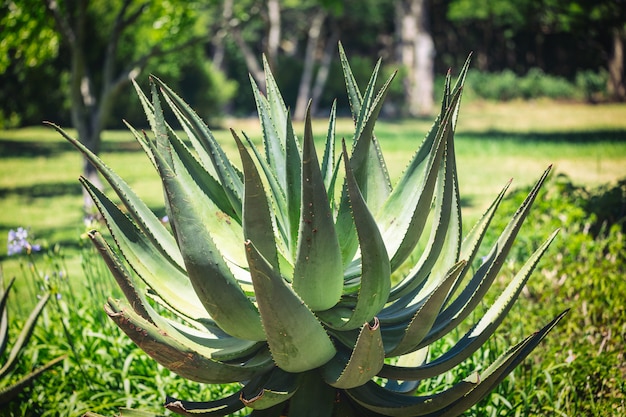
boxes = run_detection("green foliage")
[477,174,626,415]
[575,69,609,103]
[0,274,64,406]
[50,46,567,417]
[464,69,580,101]
[1,238,243,417]
[0,0,58,74]
[4,175,622,416]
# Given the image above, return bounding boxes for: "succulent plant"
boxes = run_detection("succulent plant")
[0,275,66,405]
[51,45,566,416]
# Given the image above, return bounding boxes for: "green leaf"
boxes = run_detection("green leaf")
[284,112,302,256]
[152,77,244,219]
[165,391,244,416]
[245,241,336,372]
[322,319,384,389]
[48,122,184,271]
[321,100,338,192]
[292,105,343,311]
[381,87,463,275]
[416,310,569,417]
[339,42,363,120]
[346,373,478,416]
[0,292,50,379]
[234,131,280,272]
[423,166,553,346]
[81,179,208,321]
[387,128,458,301]
[105,298,273,384]
[87,230,154,324]
[383,261,467,356]
[380,229,559,380]
[145,127,263,342]
[446,179,512,303]
[318,141,390,330]
[240,367,299,410]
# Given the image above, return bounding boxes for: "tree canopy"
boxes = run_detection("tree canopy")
[1,0,624,131]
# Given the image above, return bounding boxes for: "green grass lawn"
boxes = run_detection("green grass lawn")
[1,100,625,417]
[1,100,625,295]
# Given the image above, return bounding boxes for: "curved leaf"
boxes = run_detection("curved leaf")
[245,241,336,372]
[292,105,343,311]
[322,318,384,389]
[105,298,272,384]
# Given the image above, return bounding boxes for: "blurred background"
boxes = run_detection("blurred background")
[1,2,625,416]
[2,0,625,131]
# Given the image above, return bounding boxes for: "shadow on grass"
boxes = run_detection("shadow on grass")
[0,181,83,199]
[457,129,626,143]
[0,138,143,158]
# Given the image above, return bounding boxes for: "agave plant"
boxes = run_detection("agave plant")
[0,275,66,405]
[51,45,566,416]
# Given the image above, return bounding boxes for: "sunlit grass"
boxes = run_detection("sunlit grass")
[1,101,625,289]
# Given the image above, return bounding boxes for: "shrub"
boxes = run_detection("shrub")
[482,174,626,415]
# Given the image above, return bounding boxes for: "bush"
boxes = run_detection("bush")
[464,68,608,102]
[576,69,609,103]
[479,174,626,415]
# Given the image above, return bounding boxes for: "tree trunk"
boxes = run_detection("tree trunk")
[266,0,281,70]
[608,26,626,101]
[396,0,435,117]
[311,25,340,116]
[46,0,198,212]
[212,0,234,72]
[294,10,327,121]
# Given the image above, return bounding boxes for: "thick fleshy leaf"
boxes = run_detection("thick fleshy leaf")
[381,87,463,275]
[240,367,299,410]
[339,43,395,212]
[322,318,384,389]
[81,178,208,321]
[445,179,512,303]
[48,123,185,271]
[379,229,559,380]
[339,42,364,121]
[416,310,569,417]
[250,75,288,203]
[88,230,154,323]
[383,261,466,356]
[245,241,336,372]
[89,233,263,362]
[234,131,280,271]
[241,130,291,258]
[165,390,244,417]
[292,105,343,311]
[284,112,302,255]
[335,46,395,265]
[387,130,458,301]
[422,166,553,347]
[346,373,478,416]
[321,100,338,192]
[148,91,264,341]
[105,298,273,384]
[151,77,244,219]
[318,142,390,330]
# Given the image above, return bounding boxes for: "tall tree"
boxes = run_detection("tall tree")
[42,0,203,209]
[396,0,435,116]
